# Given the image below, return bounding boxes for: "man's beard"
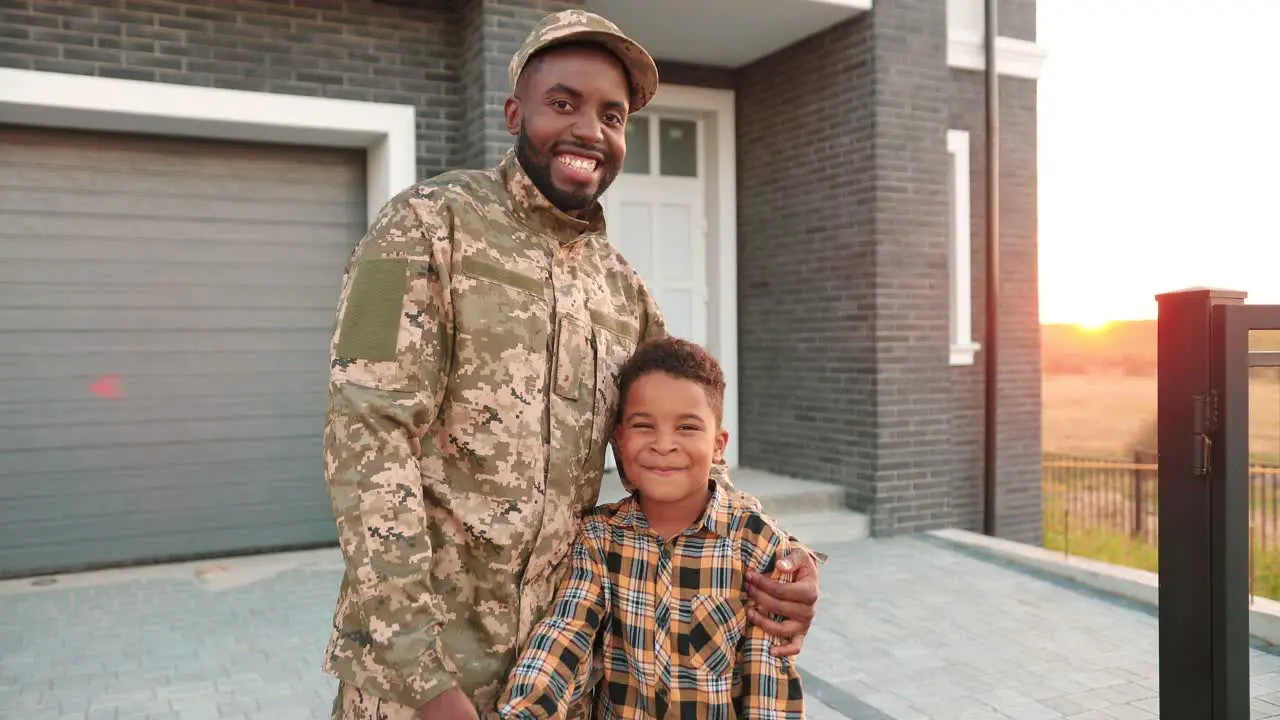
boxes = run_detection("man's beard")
[516,124,617,214]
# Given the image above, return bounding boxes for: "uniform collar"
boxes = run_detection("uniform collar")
[613,480,733,539]
[499,147,606,243]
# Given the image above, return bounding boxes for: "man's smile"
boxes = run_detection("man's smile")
[554,152,601,183]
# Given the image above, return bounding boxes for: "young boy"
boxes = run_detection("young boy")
[490,337,805,719]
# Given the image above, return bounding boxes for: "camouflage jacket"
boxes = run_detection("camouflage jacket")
[321,148,702,711]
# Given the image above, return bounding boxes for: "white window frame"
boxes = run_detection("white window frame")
[947,129,981,366]
[945,0,1048,79]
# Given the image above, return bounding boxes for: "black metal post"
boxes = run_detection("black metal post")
[1156,287,1247,720]
[1211,301,1255,720]
[981,0,999,537]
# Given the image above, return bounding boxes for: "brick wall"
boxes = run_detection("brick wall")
[947,0,1043,543]
[0,0,582,180]
[736,15,880,515]
[737,2,960,536]
[864,0,957,536]
[737,0,1041,541]
[655,60,734,91]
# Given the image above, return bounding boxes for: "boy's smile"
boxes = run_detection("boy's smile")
[614,370,729,533]
[641,465,686,476]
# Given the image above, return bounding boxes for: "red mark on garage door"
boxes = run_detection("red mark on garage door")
[89,375,123,399]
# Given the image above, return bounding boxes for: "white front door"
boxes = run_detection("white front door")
[602,113,708,470]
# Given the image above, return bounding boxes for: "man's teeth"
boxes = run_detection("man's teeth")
[558,155,597,171]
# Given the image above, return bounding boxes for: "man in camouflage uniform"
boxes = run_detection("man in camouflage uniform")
[321,10,821,720]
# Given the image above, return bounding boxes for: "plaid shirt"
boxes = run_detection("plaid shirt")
[492,484,805,720]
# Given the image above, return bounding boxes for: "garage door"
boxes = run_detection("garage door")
[0,126,366,577]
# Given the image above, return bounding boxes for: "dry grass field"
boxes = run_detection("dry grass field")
[1041,372,1280,461]
[1041,322,1280,460]
[1040,323,1280,596]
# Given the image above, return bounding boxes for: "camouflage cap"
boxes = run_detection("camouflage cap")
[508,10,659,113]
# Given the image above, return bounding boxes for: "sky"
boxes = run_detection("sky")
[1036,0,1280,325]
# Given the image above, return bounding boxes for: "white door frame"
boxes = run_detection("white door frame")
[638,84,740,467]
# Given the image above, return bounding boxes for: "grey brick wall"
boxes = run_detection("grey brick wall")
[736,15,880,517]
[654,60,734,90]
[0,0,582,181]
[947,0,1043,543]
[737,0,1041,541]
[864,0,959,537]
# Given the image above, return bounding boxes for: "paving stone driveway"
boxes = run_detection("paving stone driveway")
[5,534,1280,719]
[804,536,1280,719]
[0,550,342,720]
[0,547,852,720]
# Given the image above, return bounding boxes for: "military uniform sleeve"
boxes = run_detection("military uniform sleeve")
[492,524,610,719]
[324,189,458,708]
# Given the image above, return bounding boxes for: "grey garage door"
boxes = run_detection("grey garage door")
[0,126,367,577]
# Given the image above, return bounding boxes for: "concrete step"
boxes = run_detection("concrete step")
[597,466,869,545]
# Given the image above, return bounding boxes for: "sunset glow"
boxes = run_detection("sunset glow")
[1075,319,1111,333]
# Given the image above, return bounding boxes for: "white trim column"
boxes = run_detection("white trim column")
[946,0,1048,79]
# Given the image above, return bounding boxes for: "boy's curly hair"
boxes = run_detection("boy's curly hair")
[616,336,725,423]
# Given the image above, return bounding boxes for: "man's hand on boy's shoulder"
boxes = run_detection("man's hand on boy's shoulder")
[745,548,820,658]
[418,686,480,720]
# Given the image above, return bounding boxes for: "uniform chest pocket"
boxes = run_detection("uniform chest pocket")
[553,315,592,401]
[450,258,550,492]
[683,593,747,676]
[454,257,550,364]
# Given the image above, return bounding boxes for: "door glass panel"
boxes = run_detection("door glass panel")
[656,204,692,283]
[658,288,695,341]
[659,119,697,178]
[623,117,651,175]
[614,202,653,279]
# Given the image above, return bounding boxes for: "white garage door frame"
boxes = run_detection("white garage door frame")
[0,68,416,225]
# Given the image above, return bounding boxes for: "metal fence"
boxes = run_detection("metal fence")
[1043,451,1280,550]
[1044,453,1280,599]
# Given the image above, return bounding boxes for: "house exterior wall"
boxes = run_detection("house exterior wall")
[0,0,1043,544]
[735,0,1042,542]
[735,16,880,518]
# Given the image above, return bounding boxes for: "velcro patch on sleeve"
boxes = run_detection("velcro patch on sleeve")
[335,258,409,362]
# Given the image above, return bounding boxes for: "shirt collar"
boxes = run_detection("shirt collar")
[612,480,734,539]
[498,147,606,243]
